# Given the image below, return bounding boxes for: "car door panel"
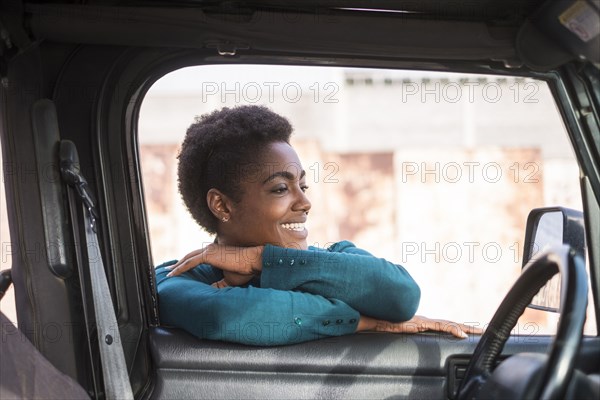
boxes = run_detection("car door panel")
[147,327,579,399]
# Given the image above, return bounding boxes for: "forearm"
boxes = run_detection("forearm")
[157,266,360,346]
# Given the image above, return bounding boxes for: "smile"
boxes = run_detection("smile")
[281,223,306,231]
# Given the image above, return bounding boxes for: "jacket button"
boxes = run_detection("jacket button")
[289,259,295,266]
[322,320,330,326]
[277,259,283,265]
[294,317,302,326]
[336,319,343,324]
[349,319,357,324]
[299,260,306,265]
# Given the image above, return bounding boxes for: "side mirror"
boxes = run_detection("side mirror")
[522,207,586,312]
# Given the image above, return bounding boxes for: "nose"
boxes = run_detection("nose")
[293,186,311,214]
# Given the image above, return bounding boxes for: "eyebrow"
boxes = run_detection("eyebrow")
[263,170,306,184]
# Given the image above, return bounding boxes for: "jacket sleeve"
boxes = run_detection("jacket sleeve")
[260,241,420,322]
[155,262,360,346]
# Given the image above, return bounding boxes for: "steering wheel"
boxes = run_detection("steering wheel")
[457,246,588,400]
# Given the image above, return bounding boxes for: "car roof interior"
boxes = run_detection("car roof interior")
[4,0,597,70]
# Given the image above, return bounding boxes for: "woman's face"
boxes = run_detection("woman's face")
[221,141,312,250]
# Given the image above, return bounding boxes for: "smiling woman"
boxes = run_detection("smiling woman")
[177,106,312,251]
[154,105,480,345]
[205,141,312,251]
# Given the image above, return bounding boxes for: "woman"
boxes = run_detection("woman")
[155,105,481,346]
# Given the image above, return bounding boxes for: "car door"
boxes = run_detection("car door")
[1,1,598,399]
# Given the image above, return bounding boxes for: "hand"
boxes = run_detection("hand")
[211,270,256,288]
[166,244,264,277]
[358,315,484,339]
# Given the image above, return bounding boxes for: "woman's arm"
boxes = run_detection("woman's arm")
[158,259,480,343]
[260,241,421,323]
[156,263,360,346]
[164,241,420,323]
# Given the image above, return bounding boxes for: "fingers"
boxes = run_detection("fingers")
[166,257,202,276]
[394,315,484,339]
[424,319,485,339]
[211,279,230,289]
[437,322,469,339]
[166,248,208,277]
[404,317,466,338]
[460,323,484,335]
[165,249,204,270]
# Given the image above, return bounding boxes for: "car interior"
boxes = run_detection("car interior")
[0,1,599,399]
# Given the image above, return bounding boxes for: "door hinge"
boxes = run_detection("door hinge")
[205,41,250,56]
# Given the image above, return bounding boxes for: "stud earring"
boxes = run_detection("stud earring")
[222,217,229,222]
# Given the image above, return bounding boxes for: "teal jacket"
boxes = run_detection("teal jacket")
[155,241,420,346]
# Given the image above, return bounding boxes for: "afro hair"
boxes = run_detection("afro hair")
[177,105,293,234]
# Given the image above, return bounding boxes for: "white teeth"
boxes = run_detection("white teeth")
[281,223,305,231]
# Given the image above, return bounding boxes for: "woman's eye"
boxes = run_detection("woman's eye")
[271,184,308,194]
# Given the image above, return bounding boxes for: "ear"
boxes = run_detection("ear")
[207,188,233,222]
